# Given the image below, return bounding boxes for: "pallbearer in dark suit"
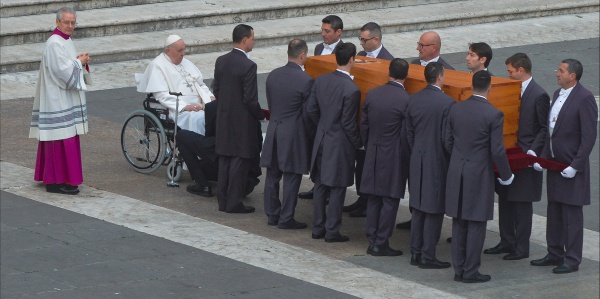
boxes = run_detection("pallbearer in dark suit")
[408,62,455,268]
[531,59,598,274]
[360,58,410,256]
[306,43,362,243]
[345,22,395,218]
[466,42,493,74]
[261,40,314,229]
[213,24,265,214]
[445,71,514,283]
[410,31,454,70]
[484,53,550,260]
[313,15,344,56]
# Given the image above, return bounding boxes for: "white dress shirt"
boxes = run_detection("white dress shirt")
[420,56,440,66]
[365,44,383,58]
[521,77,532,97]
[321,40,341,55]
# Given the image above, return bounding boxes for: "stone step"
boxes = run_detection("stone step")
[1,0,598,74]
[0,0,453,46]
[0,0,185,18]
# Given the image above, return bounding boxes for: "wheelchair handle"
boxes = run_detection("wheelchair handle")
[169,91,182,96]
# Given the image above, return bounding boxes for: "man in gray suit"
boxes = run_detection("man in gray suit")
[261,39,314,229]
[531,58,598,274]
[213,24,265,214]
[484,53,550,260]
[408,62,455,268]
[360,58,410,256]
[445,70,514,283]
[466,42,493,74]
[307,43,362,243]
[313,15,344,56]
[410,31,454,70]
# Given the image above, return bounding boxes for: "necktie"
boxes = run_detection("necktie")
[367,52,374,58]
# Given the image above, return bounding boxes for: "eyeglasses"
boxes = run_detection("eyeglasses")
[358,36,376,43]
[417,42,436,48]
[59,21,77,26]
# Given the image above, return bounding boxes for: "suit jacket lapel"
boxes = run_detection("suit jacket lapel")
[552,83,579,135]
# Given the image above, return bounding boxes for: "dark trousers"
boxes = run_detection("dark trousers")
[218,155,251,212]
[365,195,400,246]
[546,201,583,268]
[263,141,301,224]
[451,218,487,278]
[410,208,444,260]
[497,194,533,253]
[311,148,346,238]
[176,130,217,187]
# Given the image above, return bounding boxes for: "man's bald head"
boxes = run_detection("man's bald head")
[417,31,442,61]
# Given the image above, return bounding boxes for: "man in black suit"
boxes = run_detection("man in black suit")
[399,31,454,230]
[360,58,409,256]
[466,42,493,74]
[299,15,344,200]
[342,22,395,218]
[306,43,362,243]
[313,15,344,56]
[445,71,514,283]
[410,31,454,69]
[484,53,549,260]
[261,39,314,229]
[213,24,265,214]
[408,62,455,269]
[531,59,598,274]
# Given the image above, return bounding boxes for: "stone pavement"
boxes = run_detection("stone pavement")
[1,12,600,299]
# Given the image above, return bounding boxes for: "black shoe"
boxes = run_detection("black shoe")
[447,237,452,243]
[46,183,79,195]
[369,244,403,256]
[298,189,314,199]
[186,183,213,197]
[366,244,374,255]
[225,204,255,214]
[343,196,365,212]
[278,219,307,230]
[395,220,411,229]
[349,206,367,217]
[312,232,325,239]
[454,274,463,282]
[552,263,578,274]
[267,216,279,226]
[410,253,421,266]
[483,243,514,254]
[419,257,451,269]
[325,234,350,243]
[462,272,491,283]
[530,255,563,266]
[503,251,529,260]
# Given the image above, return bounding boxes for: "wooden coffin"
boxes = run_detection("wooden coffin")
[304,55,521,148]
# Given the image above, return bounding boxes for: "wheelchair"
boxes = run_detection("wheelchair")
[120,94,184,182]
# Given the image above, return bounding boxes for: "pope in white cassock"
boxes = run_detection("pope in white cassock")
[30,7,90,195]
[137,35,215,135]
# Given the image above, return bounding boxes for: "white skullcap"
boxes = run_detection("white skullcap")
[164,35,182,47]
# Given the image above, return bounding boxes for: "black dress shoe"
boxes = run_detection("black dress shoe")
[530,255,563,266]
[46,183,79,195]
[298,189,314,199]
[447,237,452,243]
[395,220,411,229]
[349,206,367,217]
[343,196,366,212]
[186,183,213,197]
[453,274,463,282]
[267,216,279,226]
[419,257,451,269]
[366,244,374,255]
[503,251,529,260]
[369,244,403,256]
[483,243,514,254]
[312,232,325,239]
[410,253,421,266]
[325,234,350,243]
[225,204,255,214]
[552,263,578,274]
[278,219,307,229]
[462,272,491,283]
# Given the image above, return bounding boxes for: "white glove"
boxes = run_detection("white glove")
[526,150,537,157]
[497,173,515,185]
[561,166,577,179]
[533,163,544,172]
[358,146,366,151]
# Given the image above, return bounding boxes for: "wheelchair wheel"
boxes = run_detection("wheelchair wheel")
[121,110,167,174]
[166,160,183,182]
